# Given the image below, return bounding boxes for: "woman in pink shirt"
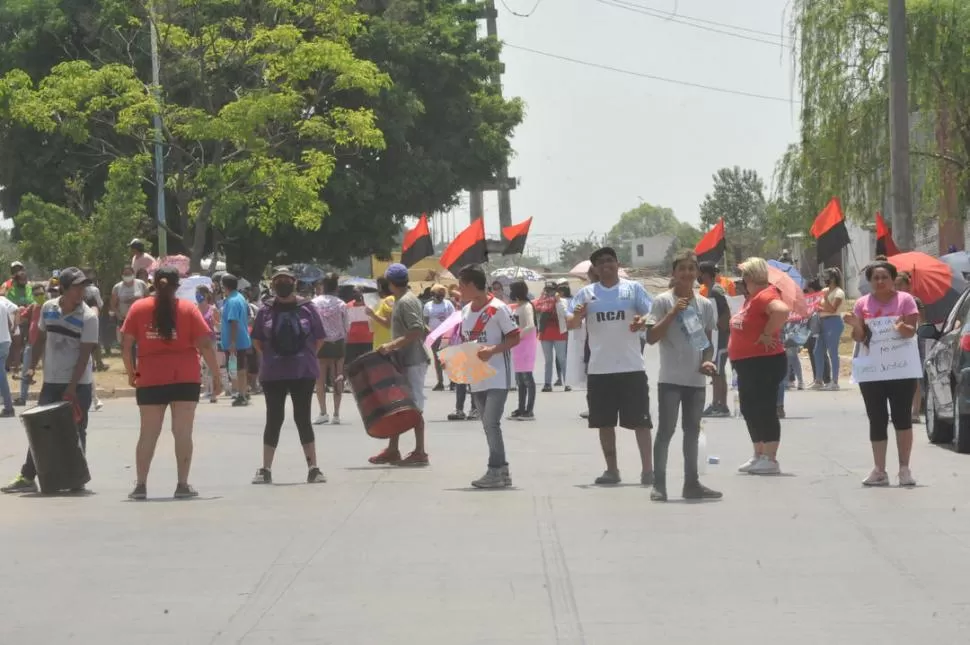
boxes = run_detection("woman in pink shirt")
[843,260,920,488]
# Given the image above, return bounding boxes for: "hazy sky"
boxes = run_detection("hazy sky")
[445,0,801,262]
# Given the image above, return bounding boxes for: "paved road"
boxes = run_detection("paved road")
[2,345,970,644]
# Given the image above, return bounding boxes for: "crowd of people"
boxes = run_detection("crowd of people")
[0,237,926,498]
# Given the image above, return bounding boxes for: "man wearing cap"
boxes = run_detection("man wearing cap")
[370,263,430,466]
[2,267,99,494]
[221,273,254,406]
[568,247,654,486]
[130,238,156,274]
[4,261,33,374]
[698,261,732,417]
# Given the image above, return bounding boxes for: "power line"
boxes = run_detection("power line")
[504,43,796,104]
[594,0,792,48]
[498,0,544,18]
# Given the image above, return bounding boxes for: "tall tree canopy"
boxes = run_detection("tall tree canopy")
[605,202,700,265]
[699,166,767,265]
[777,0,970,232]
[0,0,523,277]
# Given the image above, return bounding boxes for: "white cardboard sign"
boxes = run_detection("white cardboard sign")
[851,316,923,383]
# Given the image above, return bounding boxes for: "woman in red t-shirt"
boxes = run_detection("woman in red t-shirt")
[121,267,222,500]
[728,257,790,475]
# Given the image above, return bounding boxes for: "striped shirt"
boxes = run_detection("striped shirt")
[38,298,98,384]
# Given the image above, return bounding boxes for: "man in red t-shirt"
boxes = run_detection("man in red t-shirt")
[535,282,569,391]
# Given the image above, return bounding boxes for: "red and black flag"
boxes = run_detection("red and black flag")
[875,212,901,257]
[401,213,434,268]
[694,218,725,264]
[810,197,851,263]
[440,217,488,273]
[502,217,532,255]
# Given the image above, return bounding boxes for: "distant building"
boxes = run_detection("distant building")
[629,235,677,270]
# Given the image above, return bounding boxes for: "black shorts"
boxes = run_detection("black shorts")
[224,348,252,371]
[318,339,346,360]
[136,383,202,406]
[586,371,652,430]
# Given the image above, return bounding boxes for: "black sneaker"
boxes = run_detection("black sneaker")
[553,379,563,387]
[507,409,523,420]
[0,408,15,418]
[518,412,536,421]
[252,468,272,484]
[128,483,147,500]
[564,386,572,392]
[541,385,553,393]
[174,483,199,499]
[307,467,327,483]
[447,410,467,421]
[232,395,250,407]
[432,383,445,392]
[683,482,723,500]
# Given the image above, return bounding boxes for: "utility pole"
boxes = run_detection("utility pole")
[468,0,514,228]
[888,0,913,251]
[149,9,168,258]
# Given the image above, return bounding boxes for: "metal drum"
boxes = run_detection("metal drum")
[347,351,422,439]
[21,401,90,494]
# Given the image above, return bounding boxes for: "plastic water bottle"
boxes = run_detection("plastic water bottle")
[680,307,710,351]
[698,429,708,475]
[733,392,740,417]
[228,355,238,380]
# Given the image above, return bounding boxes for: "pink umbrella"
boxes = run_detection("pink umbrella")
[767,265,807,316]
[152,255,191,277]
[568,260,630,279]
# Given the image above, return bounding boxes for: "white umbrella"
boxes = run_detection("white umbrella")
[490,266,544,282]
[569,260,629,278]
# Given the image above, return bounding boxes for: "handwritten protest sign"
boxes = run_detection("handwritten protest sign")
[851,316,923,383]
[438,342,497,384]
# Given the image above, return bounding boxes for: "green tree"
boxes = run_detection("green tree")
[558,235,600,270]
[699,166,767,265]
[605,203,681,264]
[783,0,970,224]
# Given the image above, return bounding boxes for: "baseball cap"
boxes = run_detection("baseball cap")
[58,267,92,289]
[698,261,720,276]
[271,266,296,280]
[589,247,617,264]
[385,263,409,283]
[11,261,24,270]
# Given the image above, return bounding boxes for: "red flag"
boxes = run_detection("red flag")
[810,197,851,263]
[440,218,488,273]
[401,214,435,268]
[694,218,725,264]
[874,212,900,257]
[502,217,532,255]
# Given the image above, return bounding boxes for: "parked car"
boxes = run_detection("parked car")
[922,287,970,453]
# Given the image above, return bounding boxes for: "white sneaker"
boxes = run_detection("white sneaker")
[330,415,341,426]
[748,456,781,475]
[898,467,916,487]
[737,455,759,473]
[862,470,890,487]
[94,399,104,411]
[822,382,840,391]
[313,414,330,425]
[809,382,825,391]
[471,467,511,489]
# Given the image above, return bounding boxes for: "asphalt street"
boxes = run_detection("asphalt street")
[2,344,970,644]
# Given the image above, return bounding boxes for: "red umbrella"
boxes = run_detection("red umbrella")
[767,265,808,317]
[887,251,968,322]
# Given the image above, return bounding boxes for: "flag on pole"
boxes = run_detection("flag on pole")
[694,218,725,264]
[440,218,488,273]
[875,212,901,257]
[502,217,532,255]
[810,197,851,263]
[401,214,435,268]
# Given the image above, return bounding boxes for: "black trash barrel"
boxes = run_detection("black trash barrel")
[21,401,91,494]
